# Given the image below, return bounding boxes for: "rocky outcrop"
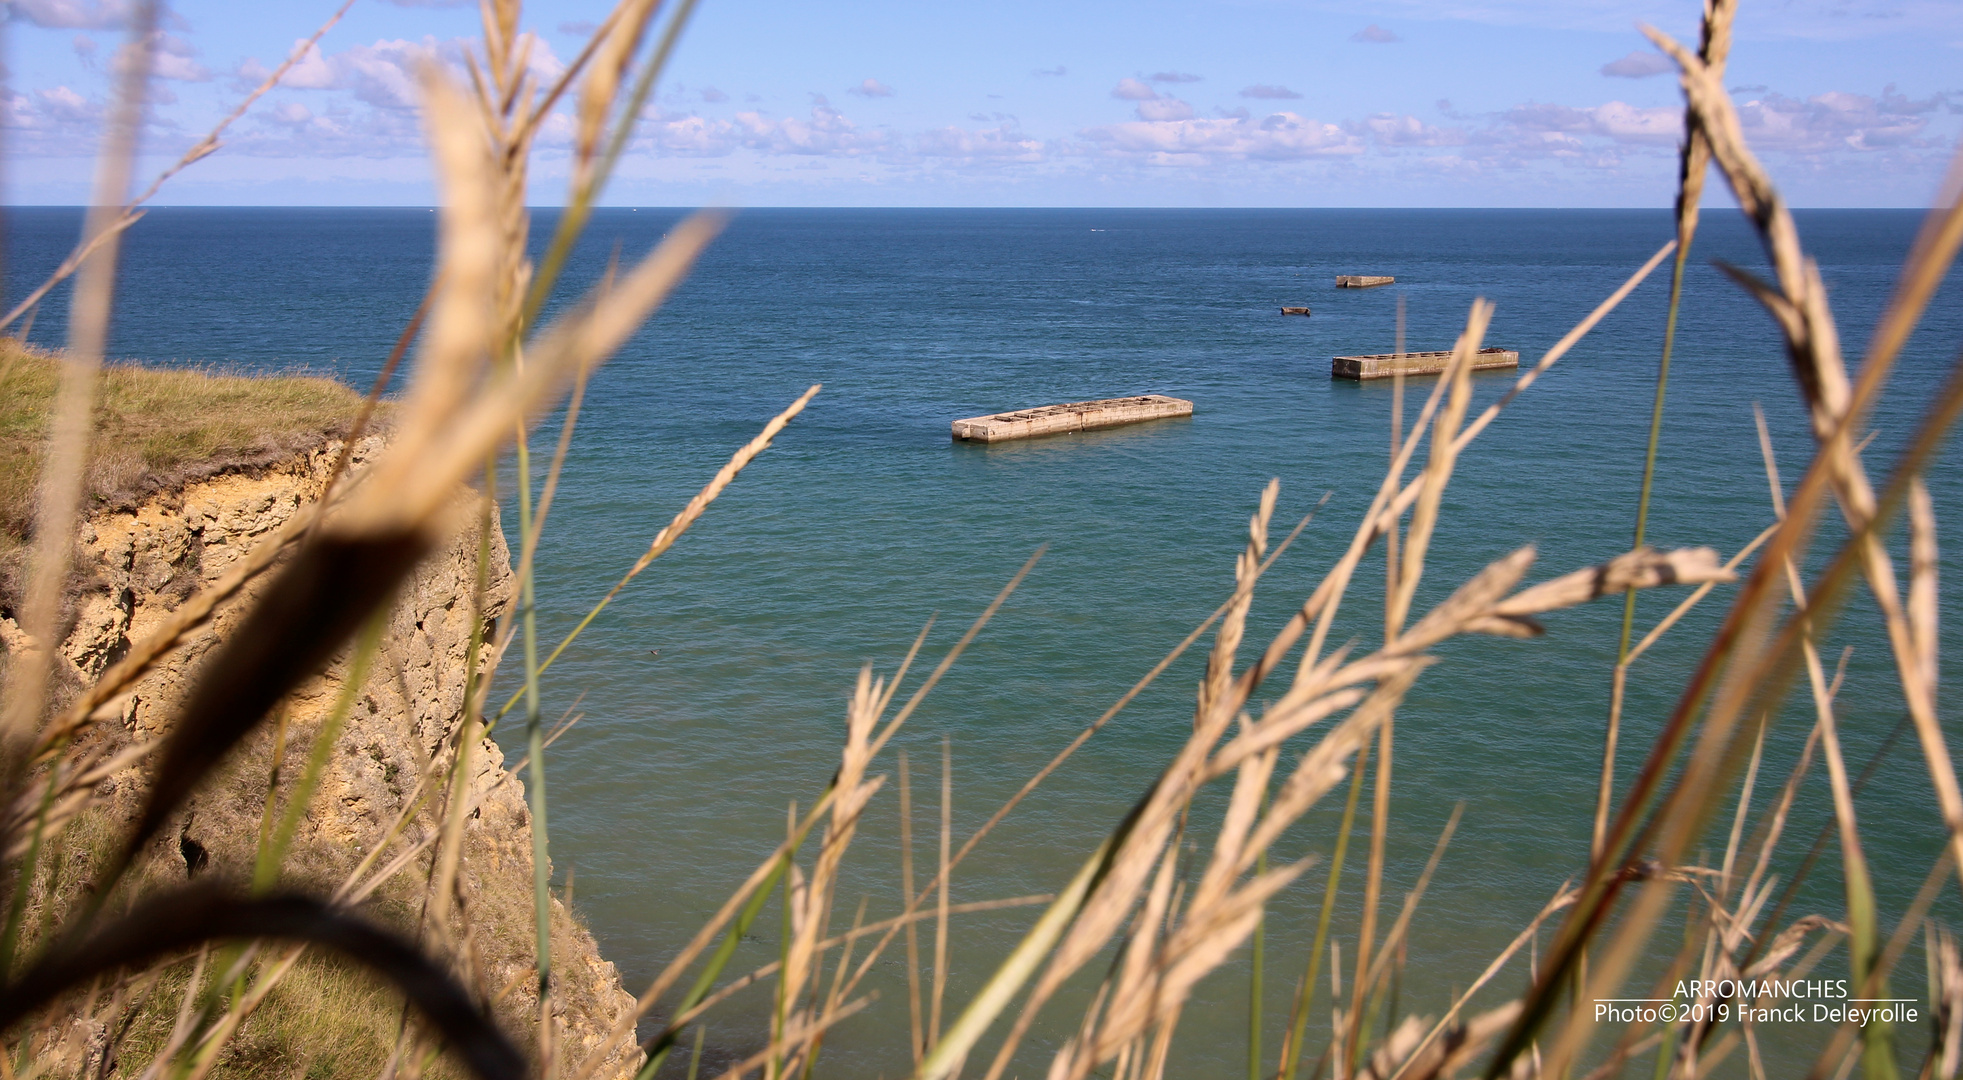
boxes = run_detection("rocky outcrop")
[3,436,639,1077]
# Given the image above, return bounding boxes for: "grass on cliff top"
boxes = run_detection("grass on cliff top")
[0,338,366,561]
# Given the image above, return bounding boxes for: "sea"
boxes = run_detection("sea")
[8,206,1963,1077]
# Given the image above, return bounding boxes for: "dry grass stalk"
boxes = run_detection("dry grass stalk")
[11,0,1963,1077]
[1,0,159,761]
[0,1,356,338]
[907,226,1729,1080]
[1457,6,1963,1070]
[930,737,953,1052]
[498,388,819,718]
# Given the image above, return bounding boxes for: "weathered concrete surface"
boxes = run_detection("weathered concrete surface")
[1331,347,1520,380]
[1336,275,1396,288]
[951,395,1194,442]
[1280,306,1312,316]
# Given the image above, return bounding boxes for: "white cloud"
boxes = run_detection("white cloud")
[1033,66,1067,77]
[1083,110,1363,163]
[732,97,888,156]
[639,112,738,156]
[7,0,129,30]
[237,34,561,110]
[918,122,1044,163]
[1280,0,1963,42]
[1136,97,1196,121]
[1601,50,1673,78]
[1363,113,1466,146]
[35,84,93,122]
[1502,100,1681,145]
[847,78,895,98]
[98,31,210,82]
[1241,84,1303,100]
[1148,71,1202,83]
[1111,78,1158,101]
[0,84,105,153]
[1735,88,1941,151]
[217,34,554,159]
[1351,24,1401,43]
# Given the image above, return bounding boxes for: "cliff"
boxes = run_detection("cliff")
[2,432,640,1078]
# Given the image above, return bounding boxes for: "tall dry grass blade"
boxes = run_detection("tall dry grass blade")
[572,792,836,1080]
[108,533,421,899]
[934,504,1319,898]
[931,736,954,1052]
[502,384,820,717]
[1249,783,1271,1080]
[0,0,355,336]
[969,494,1310,1080]
[644,894,1054,1050]
[1281,737,1371,1080]
[1386,297,1406,646]
[1808,635,1893,1076]
[867,548,1045,762]
[1,0,157,759]
[902,749,925,1065]
[253,613,386,893]
[914,836,1116,1080]
[342,206,726,537]
[131,947,208,1080]
[0,889,526,1080]
[1908,479,1938,695]
[1199,480,1278,728]
[1623,525,1776,668]
[634,841,797,1080]
[1388,302,1489,633]
[35,493,327,760]
[1498,25,1963,1071]
[1385,885,1577,1080]
[428,491,496,947]
[1345,714,1395,1075]
[1802,852,1953,1080]
[1356,804,1461,1012]
[1598,518,1774,867]
[525,0,701,328]
[1447,240,1675,458]
[825,515,1319,1078]
[1601,0,1734,864]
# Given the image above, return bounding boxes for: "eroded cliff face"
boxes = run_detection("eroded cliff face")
[2,437,640,1078]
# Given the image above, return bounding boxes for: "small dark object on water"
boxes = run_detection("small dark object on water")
[648,649,660,658]
[1280,306,1312,316]
[1336,275,1395,288]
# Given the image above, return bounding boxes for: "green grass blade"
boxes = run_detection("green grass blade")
[1280,736,1371,1080]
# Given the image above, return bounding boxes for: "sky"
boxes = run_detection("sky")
[3,0,1960,207]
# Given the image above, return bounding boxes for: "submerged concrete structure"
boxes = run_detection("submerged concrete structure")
[1331,347,1520,380]
[951,395,1194,442]
[1336,275,1396,288]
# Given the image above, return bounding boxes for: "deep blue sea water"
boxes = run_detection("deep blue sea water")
[8,206,1963,1077]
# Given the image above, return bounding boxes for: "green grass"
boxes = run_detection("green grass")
[0,340,365,587]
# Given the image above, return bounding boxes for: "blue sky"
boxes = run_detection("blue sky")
[4,0,1960,206]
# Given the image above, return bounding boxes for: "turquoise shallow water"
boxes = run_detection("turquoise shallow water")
[9,206,1963,1076]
